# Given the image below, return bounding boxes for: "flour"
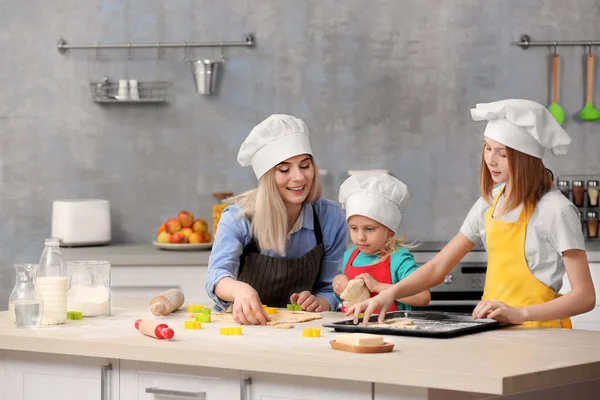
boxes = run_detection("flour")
[67,284,110,316]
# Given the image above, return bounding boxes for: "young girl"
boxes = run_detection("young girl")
[348,99,595,327]
[206,114,348,325]
[332,173,430,312]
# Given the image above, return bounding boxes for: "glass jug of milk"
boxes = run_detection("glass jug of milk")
[38,238,67,325]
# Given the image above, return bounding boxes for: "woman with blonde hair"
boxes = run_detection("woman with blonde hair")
[348,99,595,328]
[206,114,347,325]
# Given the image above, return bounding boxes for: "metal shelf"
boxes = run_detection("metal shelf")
[90,81,169,103]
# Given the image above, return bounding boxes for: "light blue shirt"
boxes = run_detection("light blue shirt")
[206,197,348,311]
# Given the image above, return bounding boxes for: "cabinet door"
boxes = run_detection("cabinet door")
[111,265,209,303]
[374,383,429,399]
[120,360,241,399]
[4,350,118,400]
[246,372,372,400]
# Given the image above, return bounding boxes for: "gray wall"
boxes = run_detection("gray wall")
[1,0,600,309]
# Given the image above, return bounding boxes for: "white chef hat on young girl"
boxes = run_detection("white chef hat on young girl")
[237,114,313,179]
[471,99,572,158]
[339,173,410,233]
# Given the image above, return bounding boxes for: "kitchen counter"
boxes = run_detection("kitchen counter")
[61,243,212,265]
[60,241,600,265]
[1,299,600,397]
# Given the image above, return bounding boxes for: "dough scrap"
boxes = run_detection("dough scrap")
[275,324,295,329]
[340,278,371,308]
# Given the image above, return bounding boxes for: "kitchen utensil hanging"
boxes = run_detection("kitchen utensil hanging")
[580,47,600,121]
[548,51,565,125]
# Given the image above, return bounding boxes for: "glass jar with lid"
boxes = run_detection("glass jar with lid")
[557,180,571,200]
[587,211,599,239]
[587,180,599,207]
[572,180,585,207]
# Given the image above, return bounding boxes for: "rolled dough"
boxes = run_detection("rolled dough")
[211,310,322,326]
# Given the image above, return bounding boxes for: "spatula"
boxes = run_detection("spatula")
[579,53,600,121]
[548,54,565,125]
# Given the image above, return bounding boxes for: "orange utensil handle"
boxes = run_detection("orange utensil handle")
[552,54,560,103]
[587,54,595,104]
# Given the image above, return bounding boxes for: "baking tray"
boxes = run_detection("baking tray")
[323,311,503,339]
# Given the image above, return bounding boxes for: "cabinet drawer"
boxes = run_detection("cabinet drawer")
[120,360,241,400]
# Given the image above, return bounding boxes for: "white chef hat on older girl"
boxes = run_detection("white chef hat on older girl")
[237,114,312,179]
[470,99,572,158]
[339,173,410,233]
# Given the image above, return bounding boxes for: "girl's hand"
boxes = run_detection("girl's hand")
[345,289,396,325]
[332,274,350,296]
[472,300,527,324]
[232,282,271,325]
[290,291,324,312]
[355,273,382,293]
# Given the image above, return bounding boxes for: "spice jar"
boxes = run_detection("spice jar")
[587,180,599,207]
[557,180,571,201]
[212,192,234,236]
[587,211,598,239]
[572,180,585,207]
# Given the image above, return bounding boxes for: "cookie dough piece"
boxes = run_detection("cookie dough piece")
[275,324,295,329]
[340,278,371,308]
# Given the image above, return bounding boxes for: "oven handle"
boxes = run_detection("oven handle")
[429,300,480,306]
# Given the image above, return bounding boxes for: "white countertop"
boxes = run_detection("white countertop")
[1,299,600,395]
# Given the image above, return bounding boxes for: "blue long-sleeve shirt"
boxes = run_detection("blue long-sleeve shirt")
[206,197,348,311]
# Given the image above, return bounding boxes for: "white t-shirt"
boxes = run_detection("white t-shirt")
[460,186,585,292]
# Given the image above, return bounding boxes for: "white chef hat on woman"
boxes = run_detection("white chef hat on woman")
[339,173,410,233]
[237,114,313,179]
[471,99,572,158]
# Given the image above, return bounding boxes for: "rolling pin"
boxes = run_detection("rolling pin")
[149,288,185,316]
[135,319,174,340]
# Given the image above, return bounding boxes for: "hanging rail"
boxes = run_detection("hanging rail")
[516,34,600,50]
[57,34,254,54]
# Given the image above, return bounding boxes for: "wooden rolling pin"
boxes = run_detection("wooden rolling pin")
[134,319,174,340]
[149,288,185,316]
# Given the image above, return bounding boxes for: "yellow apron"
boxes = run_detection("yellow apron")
[482,189,572,329]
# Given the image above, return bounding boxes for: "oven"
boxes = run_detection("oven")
[412,262,487,314]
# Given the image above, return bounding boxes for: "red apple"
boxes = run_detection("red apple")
[169,232,187,244]
[165,218,182,233]
[180,227,193,240]
[178,210,194,228]
[190,231,211,244]
[157,231,171,243]
[191,218,208,233]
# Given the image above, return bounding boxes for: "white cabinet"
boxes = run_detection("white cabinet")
[111,265,209,303]
[1,350,118,400]
[120,360,241,399]
[245,372,372,400]
[560,262,600,331]
[374,383,428,399]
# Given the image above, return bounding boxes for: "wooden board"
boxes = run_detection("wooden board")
[329,340,394,354]
[210,310,322,326]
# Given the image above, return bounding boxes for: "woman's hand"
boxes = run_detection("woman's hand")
[472,300,527,324]
[290,291,325,312]
[346,289,397,325]
[231,282,271,325]
[332,274,350,296]
[355,273,383,293]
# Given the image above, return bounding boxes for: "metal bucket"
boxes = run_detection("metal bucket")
[190,59,220,95]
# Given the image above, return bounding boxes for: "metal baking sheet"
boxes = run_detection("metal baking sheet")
[323,311,503,339]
